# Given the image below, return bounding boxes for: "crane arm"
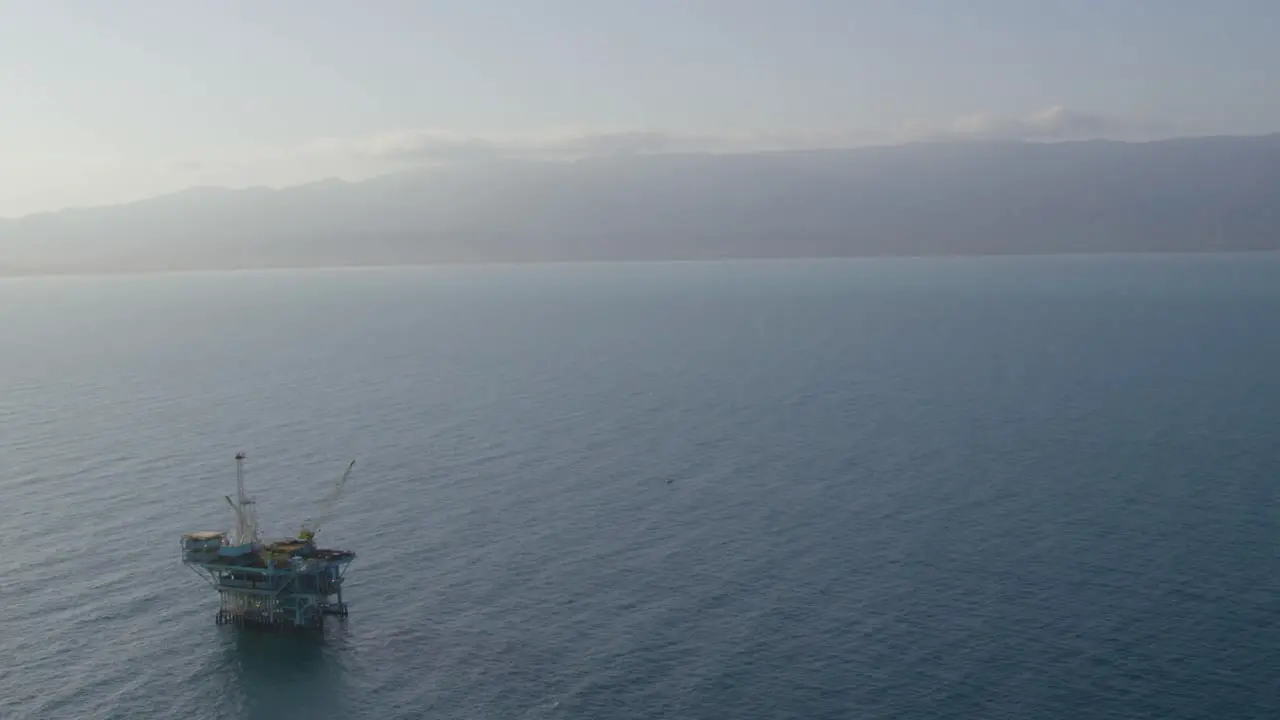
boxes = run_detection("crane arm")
[298,459,356,541]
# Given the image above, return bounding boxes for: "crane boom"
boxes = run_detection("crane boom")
[298,459,356,541]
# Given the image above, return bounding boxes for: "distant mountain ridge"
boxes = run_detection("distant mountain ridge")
[3,134,1279,275]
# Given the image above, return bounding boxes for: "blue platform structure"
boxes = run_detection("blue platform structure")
[181,453,356,629]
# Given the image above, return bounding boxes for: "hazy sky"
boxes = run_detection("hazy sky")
[1,0,1276,217]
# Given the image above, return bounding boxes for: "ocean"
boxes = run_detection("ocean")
[2,254,1279,719]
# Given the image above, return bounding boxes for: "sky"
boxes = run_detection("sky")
[1,0,1277,217]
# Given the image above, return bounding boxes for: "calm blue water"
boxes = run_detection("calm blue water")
[2,254,1280,719]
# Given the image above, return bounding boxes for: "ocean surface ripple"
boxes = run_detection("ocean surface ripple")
[3,254,1279,719]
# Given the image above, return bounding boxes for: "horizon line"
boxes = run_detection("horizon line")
[5,247,1280,283]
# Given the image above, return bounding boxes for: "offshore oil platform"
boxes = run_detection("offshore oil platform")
[181,452,357,629]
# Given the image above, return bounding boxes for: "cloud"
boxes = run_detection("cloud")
[301,130,503,163]
[545,130,712,156]
[310,107,1172,170]
[146,107,1176,198]
[316,126,892,167]
[0,107,1180,217]
[311,128,727,163]
[932,106,1174,142]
